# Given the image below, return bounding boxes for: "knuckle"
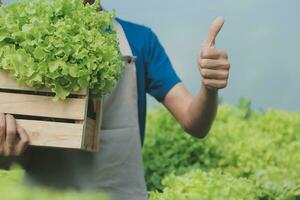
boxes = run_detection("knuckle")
[201,50,209,58]
[5,114,14,121]
[197,56,202,65]
[201,69,207,77]
[227,63,231,70]
[222,71,229,78]
[203,79,211,86]
[226,70,230,77]
[6,113,14,118]
[224,52,229,59]
[222,50,228,59]
[224,62,230,69]
[21,139,30,146]
[200,59,208,67]
[200,50,205,58]
[199,60,204,67]
[18,127,25,133]
[199,59,204,67]
[218,49,228,58]
[222,61,230,69]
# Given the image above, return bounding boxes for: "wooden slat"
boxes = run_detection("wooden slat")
[17,119,83,149]
[0,92,86,120]
[81,99,102,152]
[93,99,102,151]
[81,90,92,151]
[82,118,96,151]
[0,70,87,95]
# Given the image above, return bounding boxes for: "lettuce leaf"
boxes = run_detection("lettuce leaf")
[0,0,124,100]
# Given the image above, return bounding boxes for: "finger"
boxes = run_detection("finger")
[203,79,228,89]
[199,59,230,70]
[201,48,228,59]
[201,69,229,80]
[15,127,30,156]
[5,114,17,155]
[203,16,225,48]
[0,113,5,144]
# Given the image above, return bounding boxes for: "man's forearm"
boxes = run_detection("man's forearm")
[185,85,218,138]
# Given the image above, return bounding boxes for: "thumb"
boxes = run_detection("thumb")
[203,16,225,48]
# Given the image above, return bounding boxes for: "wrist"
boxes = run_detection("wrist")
[201,84,218,96]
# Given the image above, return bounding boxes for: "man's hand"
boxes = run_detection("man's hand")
[164,16,230,138]
[0,113,29,158]
[199,16,230,91]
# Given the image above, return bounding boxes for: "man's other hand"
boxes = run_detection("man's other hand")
[0,113,29,158]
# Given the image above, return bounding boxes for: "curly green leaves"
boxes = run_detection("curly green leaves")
[0,0,124,100]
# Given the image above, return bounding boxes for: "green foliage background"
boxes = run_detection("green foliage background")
[0,166,109,200]
[144,99,300,200]
[0,99,299,199]
[0,0,298,199]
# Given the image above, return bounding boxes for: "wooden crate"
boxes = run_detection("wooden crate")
[0,69,102,152]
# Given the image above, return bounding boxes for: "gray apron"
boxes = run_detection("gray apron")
[23,21,148,200]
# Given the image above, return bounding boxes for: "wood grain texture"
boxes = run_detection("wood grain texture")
[17,119,83,149]
[82,117,96,151]
[81,99,102,152]
[0,69,102,151]
[0,92,86,120]
[0,69,87,95]
[93,99,102,152]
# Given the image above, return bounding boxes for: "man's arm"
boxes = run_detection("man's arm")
[163,84,219,138]
[163,17,230,138]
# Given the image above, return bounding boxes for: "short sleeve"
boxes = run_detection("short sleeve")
[144,30,181,102]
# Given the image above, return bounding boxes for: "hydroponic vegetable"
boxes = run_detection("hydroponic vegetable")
[0,0,124,100]
[149,170,259,200]
[143,100,300,199]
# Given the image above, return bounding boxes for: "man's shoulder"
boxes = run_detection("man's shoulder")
[116,18,157,56]
[116,18,152,36]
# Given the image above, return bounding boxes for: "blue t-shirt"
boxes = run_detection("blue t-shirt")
[117,18,181,144]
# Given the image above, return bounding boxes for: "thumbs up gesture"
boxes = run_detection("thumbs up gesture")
[199,16,230,91]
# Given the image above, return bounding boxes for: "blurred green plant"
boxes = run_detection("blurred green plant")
[238,97,252,119]
[143,98,300,199]
[0,166,110,200]
[149,169,259,200]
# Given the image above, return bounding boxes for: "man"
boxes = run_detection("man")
[0,0,230,199]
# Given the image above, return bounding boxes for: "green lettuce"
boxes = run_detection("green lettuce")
[149,170,259,200]
[144,102,300,199]
[0,0,124,100]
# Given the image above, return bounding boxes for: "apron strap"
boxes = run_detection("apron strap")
[114,20,134,57]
